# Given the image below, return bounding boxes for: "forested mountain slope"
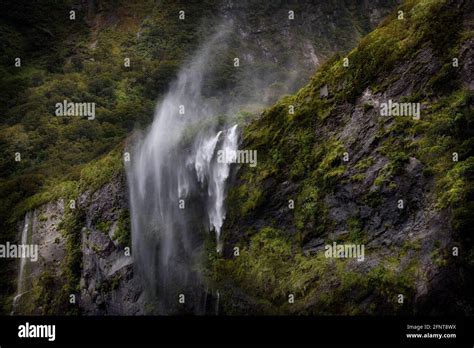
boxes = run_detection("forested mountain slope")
[3,0,471,316]
[0,0,400,314]
[215,0,474,314]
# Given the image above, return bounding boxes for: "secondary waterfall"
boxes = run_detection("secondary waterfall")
[127,25,238,314]
[11,212,31,314]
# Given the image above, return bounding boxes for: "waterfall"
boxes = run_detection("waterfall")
[11,212,31,314]
[192,124,239,251]
[127,24,238,314]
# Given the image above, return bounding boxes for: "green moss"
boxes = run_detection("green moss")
[212,226,417,314]
[436,157,473,208]
[409,88,474,247]
[366,257,418,307]
[346,217,368,244]
[31,269,61,315]
[78,145,124,192]
[452,201,474,243]
[355,157,374,171]
[351,173,366,183]
[213,227,326,312]
[214,0,472,314]
[28,208,84,315]
[91,244,101,254]
[96,220,111,234]
[362,191,384,209]
[11,143,124,225]
[363,103,374,112]
[402,239,422,254]
[295,183,320,231]
[113,208,131,248]
[374,163,397,188]
[351,157,375,183]
[240,187,263,217]
[427,63,459,94]
[97,273,123,296]
[56,208,84,314]
[14,181,79,223]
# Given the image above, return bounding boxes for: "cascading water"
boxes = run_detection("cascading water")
[127,24,238,314]
[127,12,316,313]
[192,124,239,252]
[11,212,31,314]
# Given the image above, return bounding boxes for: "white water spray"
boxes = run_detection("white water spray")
[12,212,31,314]
[192,124,238,248]
[127,24,238,313]
[127,14,311,313]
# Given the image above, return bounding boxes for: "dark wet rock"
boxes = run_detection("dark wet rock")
[19,174,145,315]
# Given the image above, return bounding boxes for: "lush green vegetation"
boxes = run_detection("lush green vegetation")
[0,0,227,217]
[0,0,405,310]
[114,208,131,248]
[0,0,221,309]
[215,0,473,314]
[25,207,85,315]
[211,227,417,314]
[56,207,84,314]
[0,0,471,314]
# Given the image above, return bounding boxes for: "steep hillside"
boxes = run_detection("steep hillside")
[214,0,474,315]
[1,0,400,314]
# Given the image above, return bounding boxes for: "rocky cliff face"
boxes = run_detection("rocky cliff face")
[215,0,402,101]
[4,0,402,314]
[214,0,474,315]
[77,174,143,315]
[6,0,471,316]
[12,172,145,315]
